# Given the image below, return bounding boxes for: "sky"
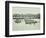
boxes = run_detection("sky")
[12,7,40,15]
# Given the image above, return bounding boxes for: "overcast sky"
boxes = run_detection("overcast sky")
[12,7,40,15]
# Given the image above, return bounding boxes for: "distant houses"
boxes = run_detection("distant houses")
[13,14,40,19]
[13,14,40,24]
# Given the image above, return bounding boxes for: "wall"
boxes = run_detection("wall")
[0,0,46,38]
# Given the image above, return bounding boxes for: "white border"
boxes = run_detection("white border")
[9,3,43,35]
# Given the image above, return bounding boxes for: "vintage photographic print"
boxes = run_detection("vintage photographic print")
[12,7,40,31]
[5,1,45,37]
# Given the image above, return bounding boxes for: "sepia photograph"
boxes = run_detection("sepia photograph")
[5,1,45,37]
